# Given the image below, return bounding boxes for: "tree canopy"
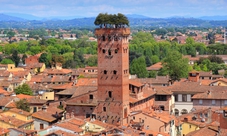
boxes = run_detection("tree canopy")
[15,83,33,95]
[15,99,30,112]
[162,50,189,81]
[94,13,129,28]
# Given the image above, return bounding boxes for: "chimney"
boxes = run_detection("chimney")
[207,90,211,95]
[184,117,188,122]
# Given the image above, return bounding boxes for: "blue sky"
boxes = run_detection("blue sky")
[0,0,226,18]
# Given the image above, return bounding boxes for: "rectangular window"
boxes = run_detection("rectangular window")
[174,95,178,102]
[89,94,93,100]
[199,100,203,105]
[225,100,227,105]
[182,94,187,102]
[212,100,216,105]
[108,91,112,98]
[40,124,44,130]
[103,107,106,112]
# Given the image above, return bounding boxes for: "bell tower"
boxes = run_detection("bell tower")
[95,28,130,125]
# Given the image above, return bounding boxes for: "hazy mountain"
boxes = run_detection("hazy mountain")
[3,13,85,21]
[126,14,151,19]
[0,13,227,28]
[4,13,43,20]
[0,13,26,21]
[199,15,227,21]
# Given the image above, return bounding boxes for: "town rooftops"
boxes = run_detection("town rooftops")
[55,122,84,133]
[7,108,32,116]
[0,115,33,127]
[32,107,64,122]
[192,90,227,100]
[186,126,217,136]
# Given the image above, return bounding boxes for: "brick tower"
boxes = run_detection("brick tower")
[95,28,130,125]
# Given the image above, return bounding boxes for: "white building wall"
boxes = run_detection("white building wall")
[33,118,50,131]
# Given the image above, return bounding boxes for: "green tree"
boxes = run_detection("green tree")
[39,53,51,68]
[22,54,27,64]
[1,58,14,64]
[86,55,97,66]
[130,56,148,78]
[162,50,189,81]
[15,99,30,112]
[15,84,33,95]
[11,50,20,67]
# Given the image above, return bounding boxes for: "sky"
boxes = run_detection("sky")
[0,0,226,18]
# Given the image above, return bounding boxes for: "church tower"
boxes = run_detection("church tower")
[95,28,130,125]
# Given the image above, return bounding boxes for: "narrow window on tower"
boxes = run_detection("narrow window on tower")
[108,91,112,98]
[108,36,112,41]
[102,49,106,54]
[104,70,107,74]
[113,70,117,75]
[108,49,111,56]
[103,107,106,112]
[89,94,93,100]
[115,49,118,54]
[102,36,105,41]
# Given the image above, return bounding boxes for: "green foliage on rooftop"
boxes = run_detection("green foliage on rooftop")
[94,13,129,28]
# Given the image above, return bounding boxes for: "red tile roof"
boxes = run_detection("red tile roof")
[55,122,83,133]
[146,62,163,71]
[186,127,217,136]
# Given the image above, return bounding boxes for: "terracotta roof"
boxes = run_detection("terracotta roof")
[141,109,175,124]
[16,94,33,99]
[192,90,227,100]
[0,127,9,135]
[0,115,33,127]
[9,128,37,135]
[186,127,217,136]
[51,83,73,90]
[68,118,86,126]
[55,122,83,133]
[56,87,77,95]
[32,107,63,122]
[199,71,212,77]
[0,87,11,96]
[27,97,47,104]
[210,78,227,84]
[75,78,97,86]
[45,130,78,136]
[44,69,72,75]
[138,76,169,84]
[142,129,169,136]
[153,86,172,95]
[86,119,115,129]
[129,80,143,87]
[146,62,163,71]
[0,96,16,107]
[72,86,97,98]
[170,81,209,93]
[201,80,213,86]
[7,108,32,116]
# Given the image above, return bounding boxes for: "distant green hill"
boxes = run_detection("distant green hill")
[0,16,227,28]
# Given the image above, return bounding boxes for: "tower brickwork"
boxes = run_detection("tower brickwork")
[95,28,130,125]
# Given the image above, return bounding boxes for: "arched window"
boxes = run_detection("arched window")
[174,109,179,116]
[181,109,188,115]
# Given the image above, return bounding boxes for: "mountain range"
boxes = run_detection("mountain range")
[0,13,227,28]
